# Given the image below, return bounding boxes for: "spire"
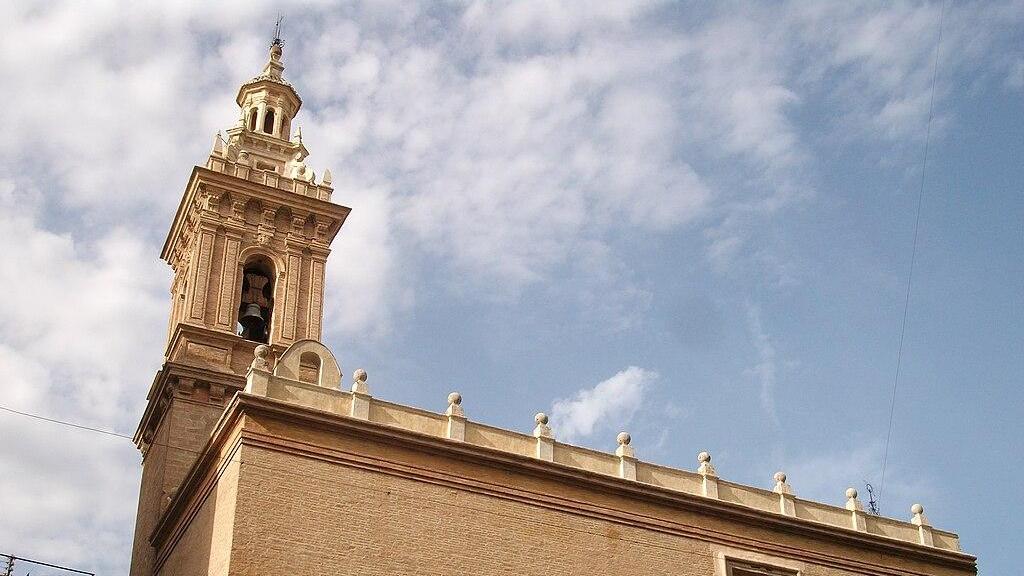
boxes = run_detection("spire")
[262,18,286,83]
[235,21,301,114]
[273,14,284,45]
[210,39,333,187]
[232,31,302,143]
[250,33,290,88]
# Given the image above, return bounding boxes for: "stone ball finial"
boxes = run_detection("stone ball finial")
[250,344,271,371]
[911,503,924,515]
[446,391,465,418]
[846,487,858,499]
[696,450,717,477]
[532,412,553,439]
[617,432,631,446]
[772,470,792,495]
[351,368,369,395]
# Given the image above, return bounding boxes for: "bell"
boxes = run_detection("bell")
[239,303,265,337]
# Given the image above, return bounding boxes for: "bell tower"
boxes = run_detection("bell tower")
[129,39,349,576]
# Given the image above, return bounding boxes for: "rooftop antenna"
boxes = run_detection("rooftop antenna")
[272,15,285,47]
[865,482,880,515]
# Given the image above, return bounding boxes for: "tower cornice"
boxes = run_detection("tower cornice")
[160,165,350,267]
[236,76,302,112]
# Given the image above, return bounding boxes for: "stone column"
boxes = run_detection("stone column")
[273,107,283,137]
[256,102,267,133]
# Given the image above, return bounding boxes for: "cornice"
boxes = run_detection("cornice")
[235,77,302,111]
[160,166,351,264]
[131,361,244,453]
[132,324,257,451]
[152,393,976,574]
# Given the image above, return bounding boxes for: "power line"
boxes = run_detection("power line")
[5,396,944,567]
[0,405,132,440]
[0,554,94,576]
[0,402,745,566]
[878,0,947,513]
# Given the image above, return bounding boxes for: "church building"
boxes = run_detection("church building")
[128,41,976,576]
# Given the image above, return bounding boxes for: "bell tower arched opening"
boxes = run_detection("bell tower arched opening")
[238,255,275,343]
[263,108,276,135]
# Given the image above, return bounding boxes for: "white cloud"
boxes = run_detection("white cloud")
[550,366,656,443]
[0,181,166,418]
[322,183,402,339]
[300,1,716,296]
[0,179,165,575]
[4,0,1019,335]
[745,303,779,426]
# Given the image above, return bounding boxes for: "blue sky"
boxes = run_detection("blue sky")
[0,1,1021,574]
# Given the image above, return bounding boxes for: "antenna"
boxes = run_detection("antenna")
[273,15,285,47]
[865,482,880,515]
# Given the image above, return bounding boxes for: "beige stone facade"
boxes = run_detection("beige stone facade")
[130,42,976,576]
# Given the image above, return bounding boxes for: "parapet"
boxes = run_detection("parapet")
[244,341,964,554]
[205,153,333,202]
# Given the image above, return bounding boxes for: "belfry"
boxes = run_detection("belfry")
[129,39,348,576]
[129,41,974,576]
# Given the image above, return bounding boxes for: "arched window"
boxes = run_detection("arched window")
[248,108,258,131]
[298,351,322,385]
[238,256,274,343]
[263,108,276,135]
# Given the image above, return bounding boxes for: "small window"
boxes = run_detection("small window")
[263,108,276,134]
[298,351,322,385]
[728,561,796,576]
[248,109,258,131]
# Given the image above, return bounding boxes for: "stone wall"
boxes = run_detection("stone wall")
[240,365,962,554]
[130,379,234,576]
[205,409,973,576]
[145,349,975,576]
[158,456,240,576]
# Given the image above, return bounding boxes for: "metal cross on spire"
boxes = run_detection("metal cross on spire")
[273,15,285,47]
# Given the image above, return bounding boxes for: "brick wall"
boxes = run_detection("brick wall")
[129,391,227,576]
[158,457,240,576]
[158,410,971,576]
